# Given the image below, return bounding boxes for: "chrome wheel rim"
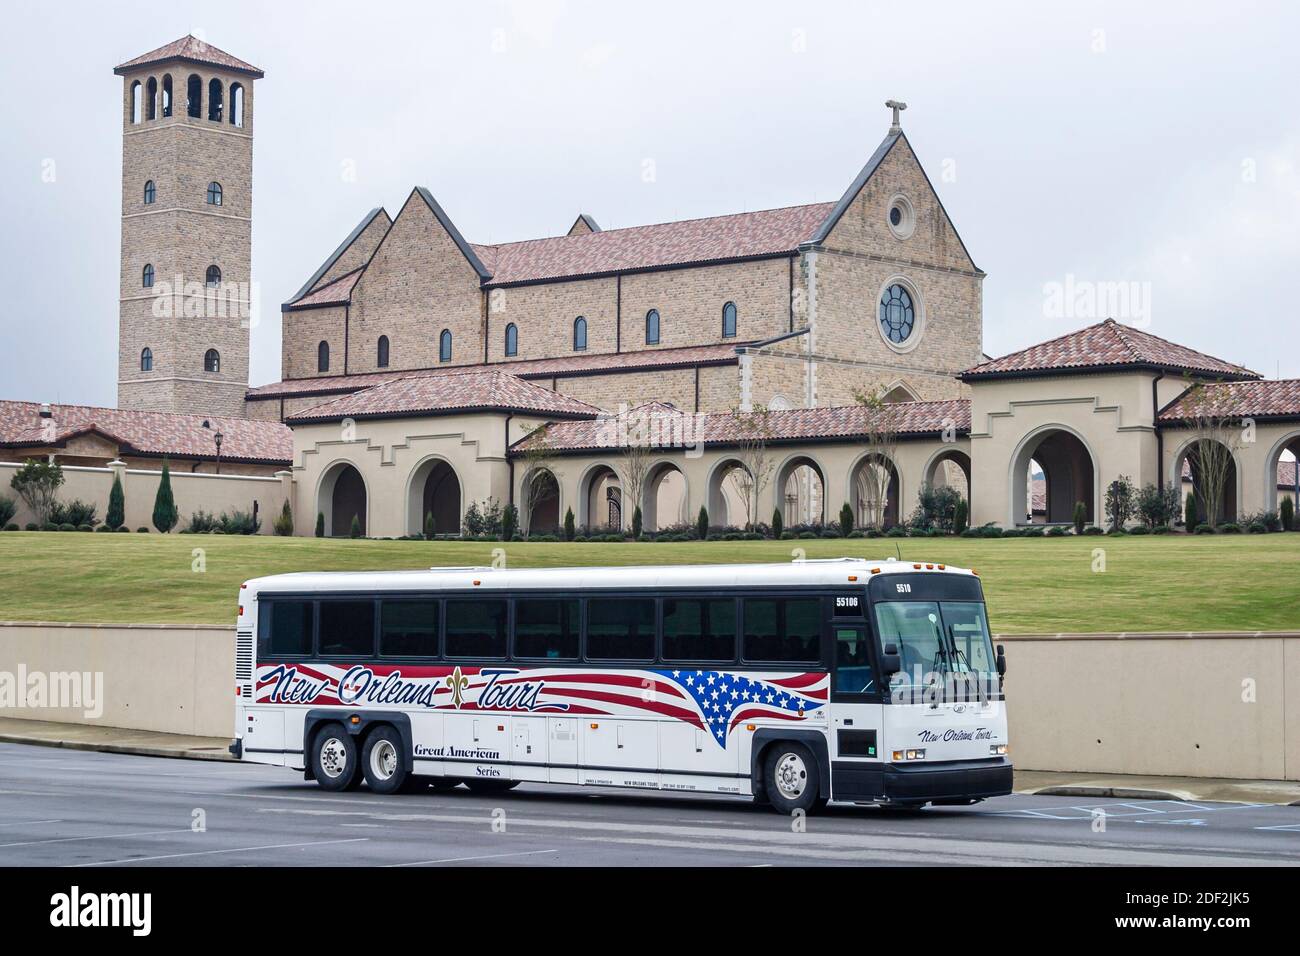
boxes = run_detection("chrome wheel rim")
[774,752,808,799]
[370,739,398,780]
[320,736,348,779]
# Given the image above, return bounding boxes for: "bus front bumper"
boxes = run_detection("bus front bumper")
[832,757,1013,805]
[228,737,243,759]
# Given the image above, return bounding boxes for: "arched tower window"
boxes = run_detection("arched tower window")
[186,75,201,118]
[722,301,737,338]
[645,309,660,345]
[142,264,154,288]
[439,329,453,362]
[161,75,172,117]
[206,182,223,206]
[207,78,223,122]
[229,83,244,127]
[377,335,390,368]
[204,349,220,373]
[146,77,157,120]
[505,323,518,357]
[130,81,142,124]
[573,316,587,351]
[317,341,330,372]
[143,180,156,205]
[205,265,222,287]
[140,348,153,372]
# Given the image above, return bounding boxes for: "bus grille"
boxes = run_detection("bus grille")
[235,629,254,699]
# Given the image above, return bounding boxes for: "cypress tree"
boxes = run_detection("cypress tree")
[424,510,436,540]
[564,507,576,541]
[697,506,709,541]
[771,507,783,539]
[152,460,178,533]
[315,511,325,537]
[106,472,125,531]
[350,514,361,539]
[839,502,854,537]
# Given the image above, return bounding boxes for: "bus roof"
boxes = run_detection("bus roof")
[242,558,976,596]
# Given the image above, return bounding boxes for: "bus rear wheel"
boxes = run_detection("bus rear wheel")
[310,723,359,792]
[361,725,409,795]
[762,742,823,815]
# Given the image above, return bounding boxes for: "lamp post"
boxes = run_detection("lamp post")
[214,430,224,475]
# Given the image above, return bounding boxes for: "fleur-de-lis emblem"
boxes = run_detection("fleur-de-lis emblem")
[445,666,469,709]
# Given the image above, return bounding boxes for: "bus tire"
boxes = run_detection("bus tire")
[310,723,359,792]
[762,742,821,815]
[361,725,409,795]
[465,778,519,794]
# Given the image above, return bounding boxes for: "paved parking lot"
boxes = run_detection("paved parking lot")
[1,743,1298,866]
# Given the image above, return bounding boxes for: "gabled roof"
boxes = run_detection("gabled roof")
[568,213,602,235]
[114,35,264,78]
[0,401,290,464]
[1158,379,1300,422]
[286,269,363,310]
[414,187,492,281]
[286,369,603,424]
[246,341,748,402]
[512,398,971,455]
[285,207,389,306]
[961,319,1258,382]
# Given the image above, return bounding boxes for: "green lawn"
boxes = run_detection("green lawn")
[0,531,1296,633]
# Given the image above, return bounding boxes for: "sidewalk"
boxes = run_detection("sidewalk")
[2,718,1299,804]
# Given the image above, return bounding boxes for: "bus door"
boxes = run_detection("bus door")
[828,592,884,773]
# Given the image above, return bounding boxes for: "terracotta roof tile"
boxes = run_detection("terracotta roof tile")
[1159,379,1300,421]
[286,269,362,309]
[513,398,970,454]
[962,319,1257,381]
[286,369,603,423]
[0,401,290,463]
[115,35,264,77]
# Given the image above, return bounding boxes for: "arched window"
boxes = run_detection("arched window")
[186,74,202,118]
[722,301,737,338]
[206,181,223,206]
[146,77,157,120]
[317,341,330,372]
[505,323,518,357]
[203,349,220,373]
[205,265,222,287]
[207,78,223,122]
[161,75,172,117]
[377,335,390,368]
[143,180,155,205]
[573,316,587,351]
[439,329,453,362]
[130,81,142,123]
[229,83,244,127]
[142,263,154,288]
[645,309,660,345]
[140,347,153,372]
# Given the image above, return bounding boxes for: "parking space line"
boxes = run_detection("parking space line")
[72,837,370,867]
[389,848,558,866]
[0,828,192,849]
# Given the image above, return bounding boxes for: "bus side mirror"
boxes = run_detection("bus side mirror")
[881,642,901,676]
[996,644,1007,677]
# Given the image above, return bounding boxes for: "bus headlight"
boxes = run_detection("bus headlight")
[905,749,925,760]
[990,744,1007,756]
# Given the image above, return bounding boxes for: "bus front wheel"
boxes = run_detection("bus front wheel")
[310,723,359,792]
[762,742,824,815]
[361,725,410,795]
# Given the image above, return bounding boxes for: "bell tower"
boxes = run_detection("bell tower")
[114,36,263,417]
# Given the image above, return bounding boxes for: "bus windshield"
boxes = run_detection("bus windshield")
[875,601,997,698]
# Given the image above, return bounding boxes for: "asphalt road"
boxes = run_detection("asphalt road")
[1,742,1298,867]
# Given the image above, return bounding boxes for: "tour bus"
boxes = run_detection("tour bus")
[230,559,1011,813]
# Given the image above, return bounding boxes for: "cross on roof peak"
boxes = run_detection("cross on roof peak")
[885,99,907,133]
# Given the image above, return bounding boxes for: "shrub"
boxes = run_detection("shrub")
[424,511,436,540]
[1151,524,1171,535]
[462,498,503,537]
[152,460,178,533]
[1001,528,1023,538]
[697,506,710,541]
[136,526,149,533]
[953,498,969,535]
[50,499,100,528]
[1135,483,1180,529]
[885,526,907,538]
[847,530,864,539]
[960,527,982,538]
[767,507,782,540]
[1073,501,1087,535]
[106,473,125,531]
[1185,491,1198,528]
[1194,523,1215,534]
[1219,522,1241,534]
[4,523,17,531]
[0,496,15,528]
[316,512,325,538]
[274,500,294,536]
[41,522,57,531]
[77,524,93,532]
[564,507,575,541]
[10,459,65,526]
[58,523,75,531]
[909,484,963,533]
[1282,497,1295,532]
[838,502,854,538]
[1128,525,1149,535]
[186,510,219,533]
[219,509,261,535]
[1022,526,1045,537]
[631,505,643,541]
[1248,522,1268,534]
[1104,475,1136,532]
[980,525,1004,538]
[1083,526,1103,535]
[25,522,38,531]
[502,504,517,542]
[1047,525,1068,536]
[780,531,795,540]
[798,530,817,539]
[349,514,361,538]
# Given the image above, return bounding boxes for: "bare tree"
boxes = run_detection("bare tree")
[728,404,776,529]
[1182,381,1240,529]
[617,406,653,531]
[852,386,900,529]
[518,423,561,536]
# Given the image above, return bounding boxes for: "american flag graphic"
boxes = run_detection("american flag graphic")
[653,670,827,746]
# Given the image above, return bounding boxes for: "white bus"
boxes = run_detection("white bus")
[230,558,1011,813]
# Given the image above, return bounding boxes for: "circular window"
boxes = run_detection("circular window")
[878,283,917,347]
[887,194,915,239]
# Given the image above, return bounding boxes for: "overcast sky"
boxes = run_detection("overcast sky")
[1,0,1296,405]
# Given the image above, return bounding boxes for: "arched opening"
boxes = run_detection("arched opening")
[923,449,972,514]
[205,265,222,287]
[850,453,901,530]
[1174,439,1239,526]
[407,458,461,537]
[643,462,687,532]
[777,455,826,527]
[722,301,737,338]
[129,81,142,123]
[580,465,622,531]
[207,78,223,122]
[1011,427,1096,525]
[143,180,155,204]
[439,329,452,362]
[161,75,172,117]
[142,263,154,288]
[881,381,920,404]
[1265,432,1300,514]
[203,349,220,373]
[573,316,587,351]
[206,181,223,205]
[317,340,330,373]
[377,335,389,368]
[523,467,560,535]
[140,347,153,372]
[707,458,754,528]
[505,322,518,357]
[229,83,244,127]
[146,77,157,120]
[186,74,202,118]
[645,309,660,345]
[319,463,367,537]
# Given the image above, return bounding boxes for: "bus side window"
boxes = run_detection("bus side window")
[662,598,736,663]
[514,598,580,660]
[380,599,439,657]
[741,597,821,664]
[318,600,376,658]
[445,599,508,659]
[586,598,655,661]
[259,600,313,659]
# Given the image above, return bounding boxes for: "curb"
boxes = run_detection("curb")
[0,733,234,762]
[1023,785,1186,801]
